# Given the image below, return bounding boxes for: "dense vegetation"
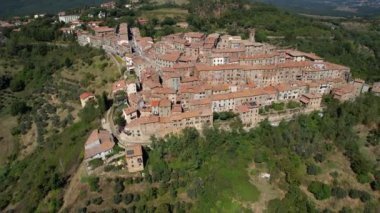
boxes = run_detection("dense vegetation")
[257,0,380,17]
[136,94,380,212]
[0,18,107,211]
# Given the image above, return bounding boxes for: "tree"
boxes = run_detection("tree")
[64,57,73,68]
[97,91,110,114]
[10,78,25,92]
[92,197,103,205]
[124,193,134,205]
[86,176,100,192]
[306,164,321,175]
[10,100,30,116]
[0,75,11,90]
[113,194,122,204]
[78,103,100,123]
[255,30,268,42]
[114,179,125,193]
[331,187,347,199]
[156,203,171,213]
[308,181,331,200]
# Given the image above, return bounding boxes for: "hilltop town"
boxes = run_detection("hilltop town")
[1,0,378,176]
[1,0,380,212]
[71,13,373,149]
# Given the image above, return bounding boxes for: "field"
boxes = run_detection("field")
[140,8,189,21]
[0,115,18,164]
[59,55,120,95]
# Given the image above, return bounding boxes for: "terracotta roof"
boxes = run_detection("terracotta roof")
[93,26,114,33]
[159,99,171,107]
[151,100,160,107]
[179,55,198,62]
[211,88,268,101]
[152,87,176,94]
[85,130,114,159]
[127,116,160,128]
[162,72,181,79]
[112,80,126,92]
[165,109,212,122]
[195,64,245,71]
[212,48,245,53]
[237,105,250,113]
[172,104,182,113]
[123,107,137,115]
[274,83,292,92]
[184,32,205,38]
[239,52,281,60]
[80,92,95,100]
[299,97,310,104]
[212,84,229,91]
[125,145,143,158]
[157,52,181,62]
[173,37,188,44]
[332,84,355,96]
[173,63,195,69]
[285,50,322,61]
[262,85,278,94]
[189,98,211,106]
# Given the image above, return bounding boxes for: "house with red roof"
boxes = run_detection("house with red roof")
[80,92,96,108]
[84,129,115,161]
[112,80,127,94]
[123,107,139,124]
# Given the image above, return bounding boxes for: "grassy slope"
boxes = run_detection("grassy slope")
[0,120,96,211]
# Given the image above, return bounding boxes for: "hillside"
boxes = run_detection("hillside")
[0,0,380,212]
[256,0,380,17]
[0,0,106,17]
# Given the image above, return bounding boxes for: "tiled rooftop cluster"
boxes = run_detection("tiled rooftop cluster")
[75,25,369,141]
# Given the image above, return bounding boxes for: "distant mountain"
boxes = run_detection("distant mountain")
[257,0,380,17]
[0,0,106,18]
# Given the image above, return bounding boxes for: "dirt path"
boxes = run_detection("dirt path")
[248,164,284,212]
[60,163,87,212]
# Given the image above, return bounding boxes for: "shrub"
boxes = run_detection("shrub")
[348,189,361,199]
[357,173,372,184]
[308,181,331,200]
[254,152,267,163]
[92,197,103,205]
[114,179,125,193]
[10,78,25,92]
[314,153,325,163]
[124,193,134,205]
[370,180,380,191]
[306,164,321,175]
[113,194,122,204]
[339,207,353,213]
[85,176,100,192]
[331,187,347,199]
[10,100,30,116]
[359,191,371,202]
[104,165,115,172]
[287,101,301,109]
[88,158,103,169]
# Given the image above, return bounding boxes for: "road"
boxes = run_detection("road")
[103,33,158,148]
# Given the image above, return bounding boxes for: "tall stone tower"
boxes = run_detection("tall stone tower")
[249,28,256,43]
